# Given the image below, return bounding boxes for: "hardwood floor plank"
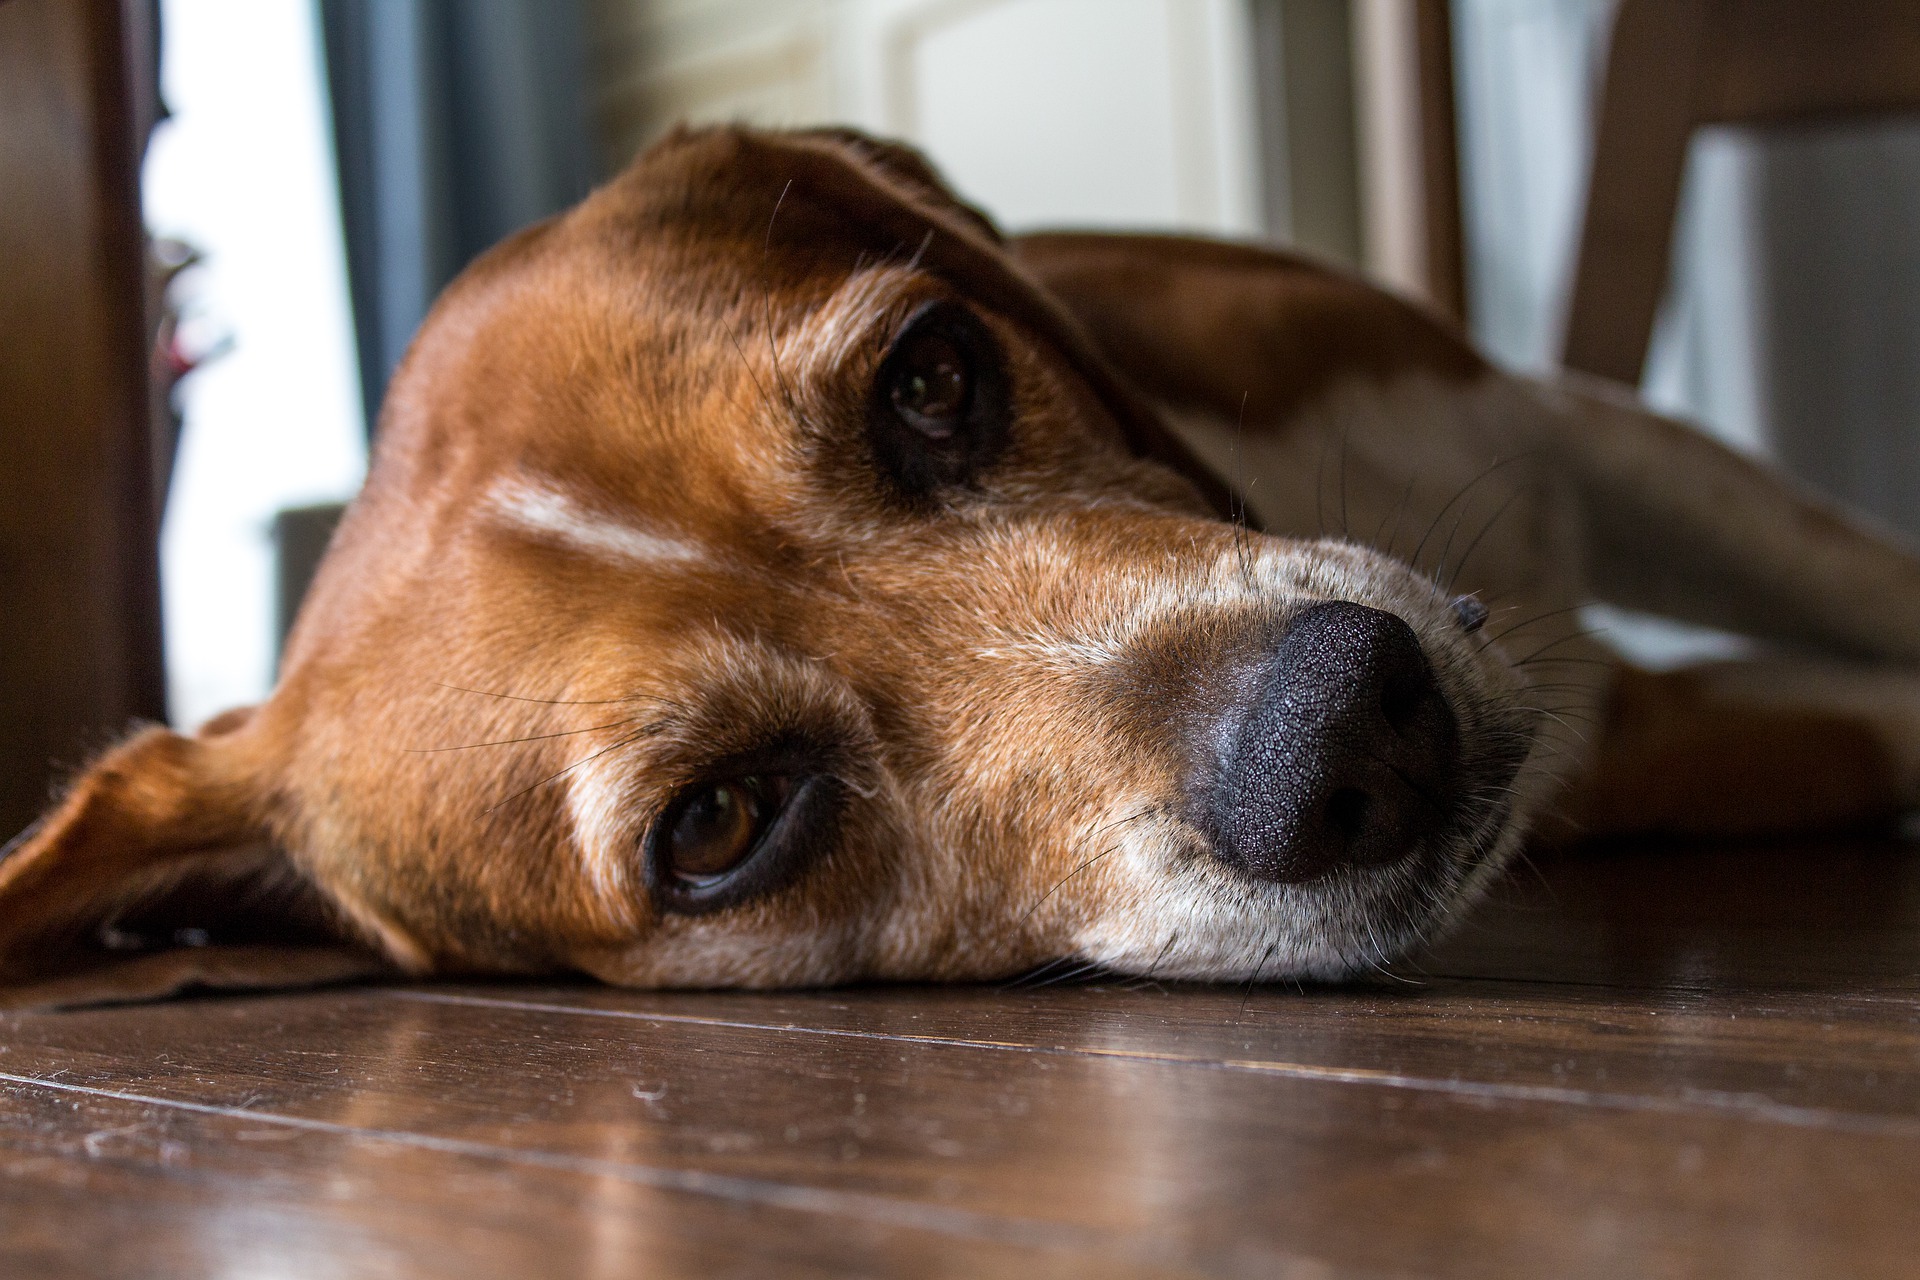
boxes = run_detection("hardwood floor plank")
[6,840,1919,1275]
[1416,839,1920,988]
[370,837,1920,1130]
[401,979,1920,1126]
[0,1075,1202,1280]
[1,989,1914,1277]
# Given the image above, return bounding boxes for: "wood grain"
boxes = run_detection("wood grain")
[1562,0,1920,385]
[5,989,1916,1278]
[1560,0,1712,386]
[0,1080,1172,1280]
[0,0,166,839]
[1,841,1918,1277]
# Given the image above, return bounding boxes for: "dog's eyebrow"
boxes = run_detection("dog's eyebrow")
[568,751,643,928]
[777,265,920,378]
[485,477,710,568]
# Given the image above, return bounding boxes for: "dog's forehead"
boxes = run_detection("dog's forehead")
[385,143,973,493]
[554,131,979,334]
[372,126,1227,540]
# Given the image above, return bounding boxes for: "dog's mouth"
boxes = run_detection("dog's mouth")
[1062,588,1541,985]
[1244,720,1531,977]
[1075,742,1531,986]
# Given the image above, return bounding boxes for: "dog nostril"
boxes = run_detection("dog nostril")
[1379,673,1425,734]
[1324,787,1371,841]
[1210,600,1461,884]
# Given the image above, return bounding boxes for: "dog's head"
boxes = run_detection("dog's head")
[0,127,1543,1004]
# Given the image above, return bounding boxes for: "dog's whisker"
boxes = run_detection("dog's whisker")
[1026,958,1110,989]
[1508,626,1609,668]
[1520,706,1593,736]
[1238,933,1281,1018]
[722,319,779,415]
[761,289,811,433]
[1481,603,1588,647]
[1375,472,1418,558]
[1230,388,1258,592]
[1021,959,1082,990]
[1370,956,1422,986]
[1430,478,1493,591]
[997,959,1051,990]
[1444,484,1528,591]
[1524,702,1600,718]
[1506,846,1563,902]
[1337,422,1353,540]
[1408,454,1528,576]
[1513,656,1614,670]
[1314,425,1333,537]
[904,226,934,272]
[481,725,663,818]
[408,718,653,753]
[1087,806,1158,841]
[764,177,791,251]
[1134,930,1179,989]
[1367,905,1430,985]
[753,187,815,438]
[433,682,684,710]
[999,954,1079,991]
[1016,841,1126,930]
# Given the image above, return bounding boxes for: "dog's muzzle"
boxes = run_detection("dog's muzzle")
[1209,601,1461,883]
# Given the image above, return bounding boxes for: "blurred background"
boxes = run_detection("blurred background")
[4,0,1919,832]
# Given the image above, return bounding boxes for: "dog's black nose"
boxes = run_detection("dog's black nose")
[1212,601,1459,883]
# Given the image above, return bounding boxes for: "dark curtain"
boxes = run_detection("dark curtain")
[317,0,600,435]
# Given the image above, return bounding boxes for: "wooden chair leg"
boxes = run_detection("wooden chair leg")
[1412,0,1466,324]
[1560,0,1712,386]
[1355,0,1468,323]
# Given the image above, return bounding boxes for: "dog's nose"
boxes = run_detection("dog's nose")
[1212,601,1460,883]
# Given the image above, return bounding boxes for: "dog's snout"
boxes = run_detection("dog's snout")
[1212,601,1460,884]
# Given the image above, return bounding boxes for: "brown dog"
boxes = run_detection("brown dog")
[7,126,1920,1008]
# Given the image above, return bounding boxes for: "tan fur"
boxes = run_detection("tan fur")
[5,125,1920,1007]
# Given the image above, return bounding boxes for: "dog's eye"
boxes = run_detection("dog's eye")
[662,776,790,885]
[648,761,842,914]
[869,301,1009,498]
[887,330,971,435]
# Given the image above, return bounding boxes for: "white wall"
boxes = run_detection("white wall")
[144,0,367,729]
[858,0,1262,234]
[592,0,1265,237]
[1450,0,1612,375]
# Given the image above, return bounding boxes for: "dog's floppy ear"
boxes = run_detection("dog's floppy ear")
[673,127,1240,522]
[1011,232,1487,430]
[785,126,1005,245]
[0,716,387,1009]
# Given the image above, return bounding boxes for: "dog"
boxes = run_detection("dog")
[6,125,1920,1009]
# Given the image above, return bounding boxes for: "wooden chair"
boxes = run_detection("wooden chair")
[1352,0,1469,324]
[1563,0,1920,386]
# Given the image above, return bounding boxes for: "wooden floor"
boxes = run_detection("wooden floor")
[2,840,1918,1278]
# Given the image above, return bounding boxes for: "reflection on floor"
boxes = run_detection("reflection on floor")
[3,840,1917,1277]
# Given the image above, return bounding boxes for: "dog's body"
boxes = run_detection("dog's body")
[7,126,1920,1007]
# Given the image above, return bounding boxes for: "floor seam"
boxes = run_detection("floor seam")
[0,1069,1214,1269]
[384,988,1920,1137]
